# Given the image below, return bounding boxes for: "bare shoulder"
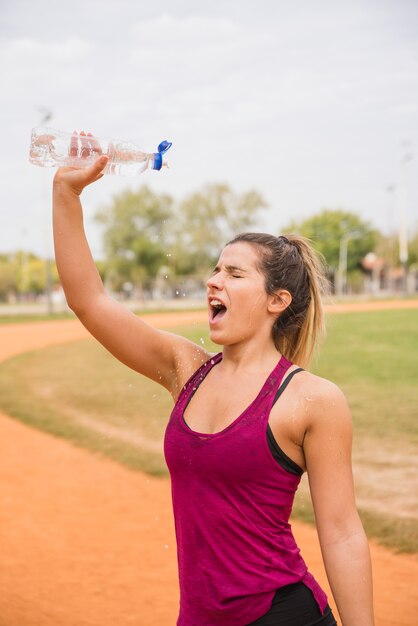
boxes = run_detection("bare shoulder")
[168,333,214,400]
[287,368,351,430]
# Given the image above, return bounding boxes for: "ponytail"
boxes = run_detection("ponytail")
[282,235,329,367]
[227,233,330,368]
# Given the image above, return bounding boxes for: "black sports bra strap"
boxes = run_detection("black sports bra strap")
[272,367,304,406]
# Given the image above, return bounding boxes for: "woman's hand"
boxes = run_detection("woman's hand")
[53,131,109,196]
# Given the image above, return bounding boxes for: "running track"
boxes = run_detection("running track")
[0,302,417,625]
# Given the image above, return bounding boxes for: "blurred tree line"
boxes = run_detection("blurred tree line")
[94,183,267,298]
[1,182,417,302]
[0,251,59,302]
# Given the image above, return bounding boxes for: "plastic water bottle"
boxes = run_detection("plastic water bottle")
[29,127,172,176]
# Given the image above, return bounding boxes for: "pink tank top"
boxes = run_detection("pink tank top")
[164,352,328,626]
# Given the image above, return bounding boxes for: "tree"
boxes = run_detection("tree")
[172,183,267,274]
[95,186,174,293]
[407,227,418,267]
[373,232,399,269]
[0,255,16,302]
[0,252,60,301]
[25,256,58,295]
[283,209,379,276]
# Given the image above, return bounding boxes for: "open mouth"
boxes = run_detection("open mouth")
[209,299,228,322]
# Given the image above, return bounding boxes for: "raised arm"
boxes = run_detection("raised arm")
[53,154,208,397]
[303,379,375,626]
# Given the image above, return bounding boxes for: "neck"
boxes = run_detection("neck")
[220,336,281,375]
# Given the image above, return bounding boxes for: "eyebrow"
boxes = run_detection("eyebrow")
[212,264,248,274]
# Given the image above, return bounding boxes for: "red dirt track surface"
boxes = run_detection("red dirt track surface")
[0,302,417,625]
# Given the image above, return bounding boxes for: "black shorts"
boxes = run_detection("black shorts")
[246,582,337,626]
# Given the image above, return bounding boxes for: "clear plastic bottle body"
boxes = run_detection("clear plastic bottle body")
[29,127,167,176]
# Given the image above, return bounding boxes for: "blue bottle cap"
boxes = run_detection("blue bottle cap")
[153,140,172,170]
[158,140,172,154]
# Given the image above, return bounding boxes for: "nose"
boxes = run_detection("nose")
[206,272,223,291]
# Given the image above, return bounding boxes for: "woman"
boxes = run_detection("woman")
[53,153,375,626]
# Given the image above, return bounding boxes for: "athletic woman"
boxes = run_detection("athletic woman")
[52,152,375,626]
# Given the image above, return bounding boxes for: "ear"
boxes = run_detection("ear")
[267,289,292,315]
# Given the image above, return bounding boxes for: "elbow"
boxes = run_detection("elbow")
[318,512,367,549]
[61,289,84,316]
[66,299,84,317]
[64,284,106,318]
[65,295,94,319]
[67,291,107,322]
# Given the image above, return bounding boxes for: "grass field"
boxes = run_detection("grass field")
[0,312,75,324]
[0,309,417,552]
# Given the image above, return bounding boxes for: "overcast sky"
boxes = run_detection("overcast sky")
[1,0,417,258]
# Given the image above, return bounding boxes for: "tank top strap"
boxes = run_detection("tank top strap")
[175,352,295,423]
[272,367,305,406]
[257,355,294,421]
[175,352,223,413]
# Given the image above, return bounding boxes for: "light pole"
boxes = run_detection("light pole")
[37,107,54,314]
[386,184,396,235]
[386,185,396,293]
[337,231,361,296]
[398,150,413,294]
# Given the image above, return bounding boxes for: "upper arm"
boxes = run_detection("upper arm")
[303,380,360,544]
[76,294,209,396]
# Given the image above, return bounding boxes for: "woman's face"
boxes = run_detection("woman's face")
[206,242,275,347]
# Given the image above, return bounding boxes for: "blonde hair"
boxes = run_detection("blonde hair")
[226,233,330,368]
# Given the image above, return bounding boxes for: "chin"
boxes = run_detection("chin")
[208,329,245,347]
[208,330,225,346]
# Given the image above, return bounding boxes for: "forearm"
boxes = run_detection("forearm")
[321,525,374,626]
[53,181,105,313]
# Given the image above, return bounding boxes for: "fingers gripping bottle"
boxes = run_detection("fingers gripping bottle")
[29,127,172,176]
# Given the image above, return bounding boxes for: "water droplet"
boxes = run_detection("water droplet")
[175,290,180,295]
[166,253,172,257]
[182,292,186,297]
[164,544,169,550]
[200,337,205,344]
[210,359,215,365]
